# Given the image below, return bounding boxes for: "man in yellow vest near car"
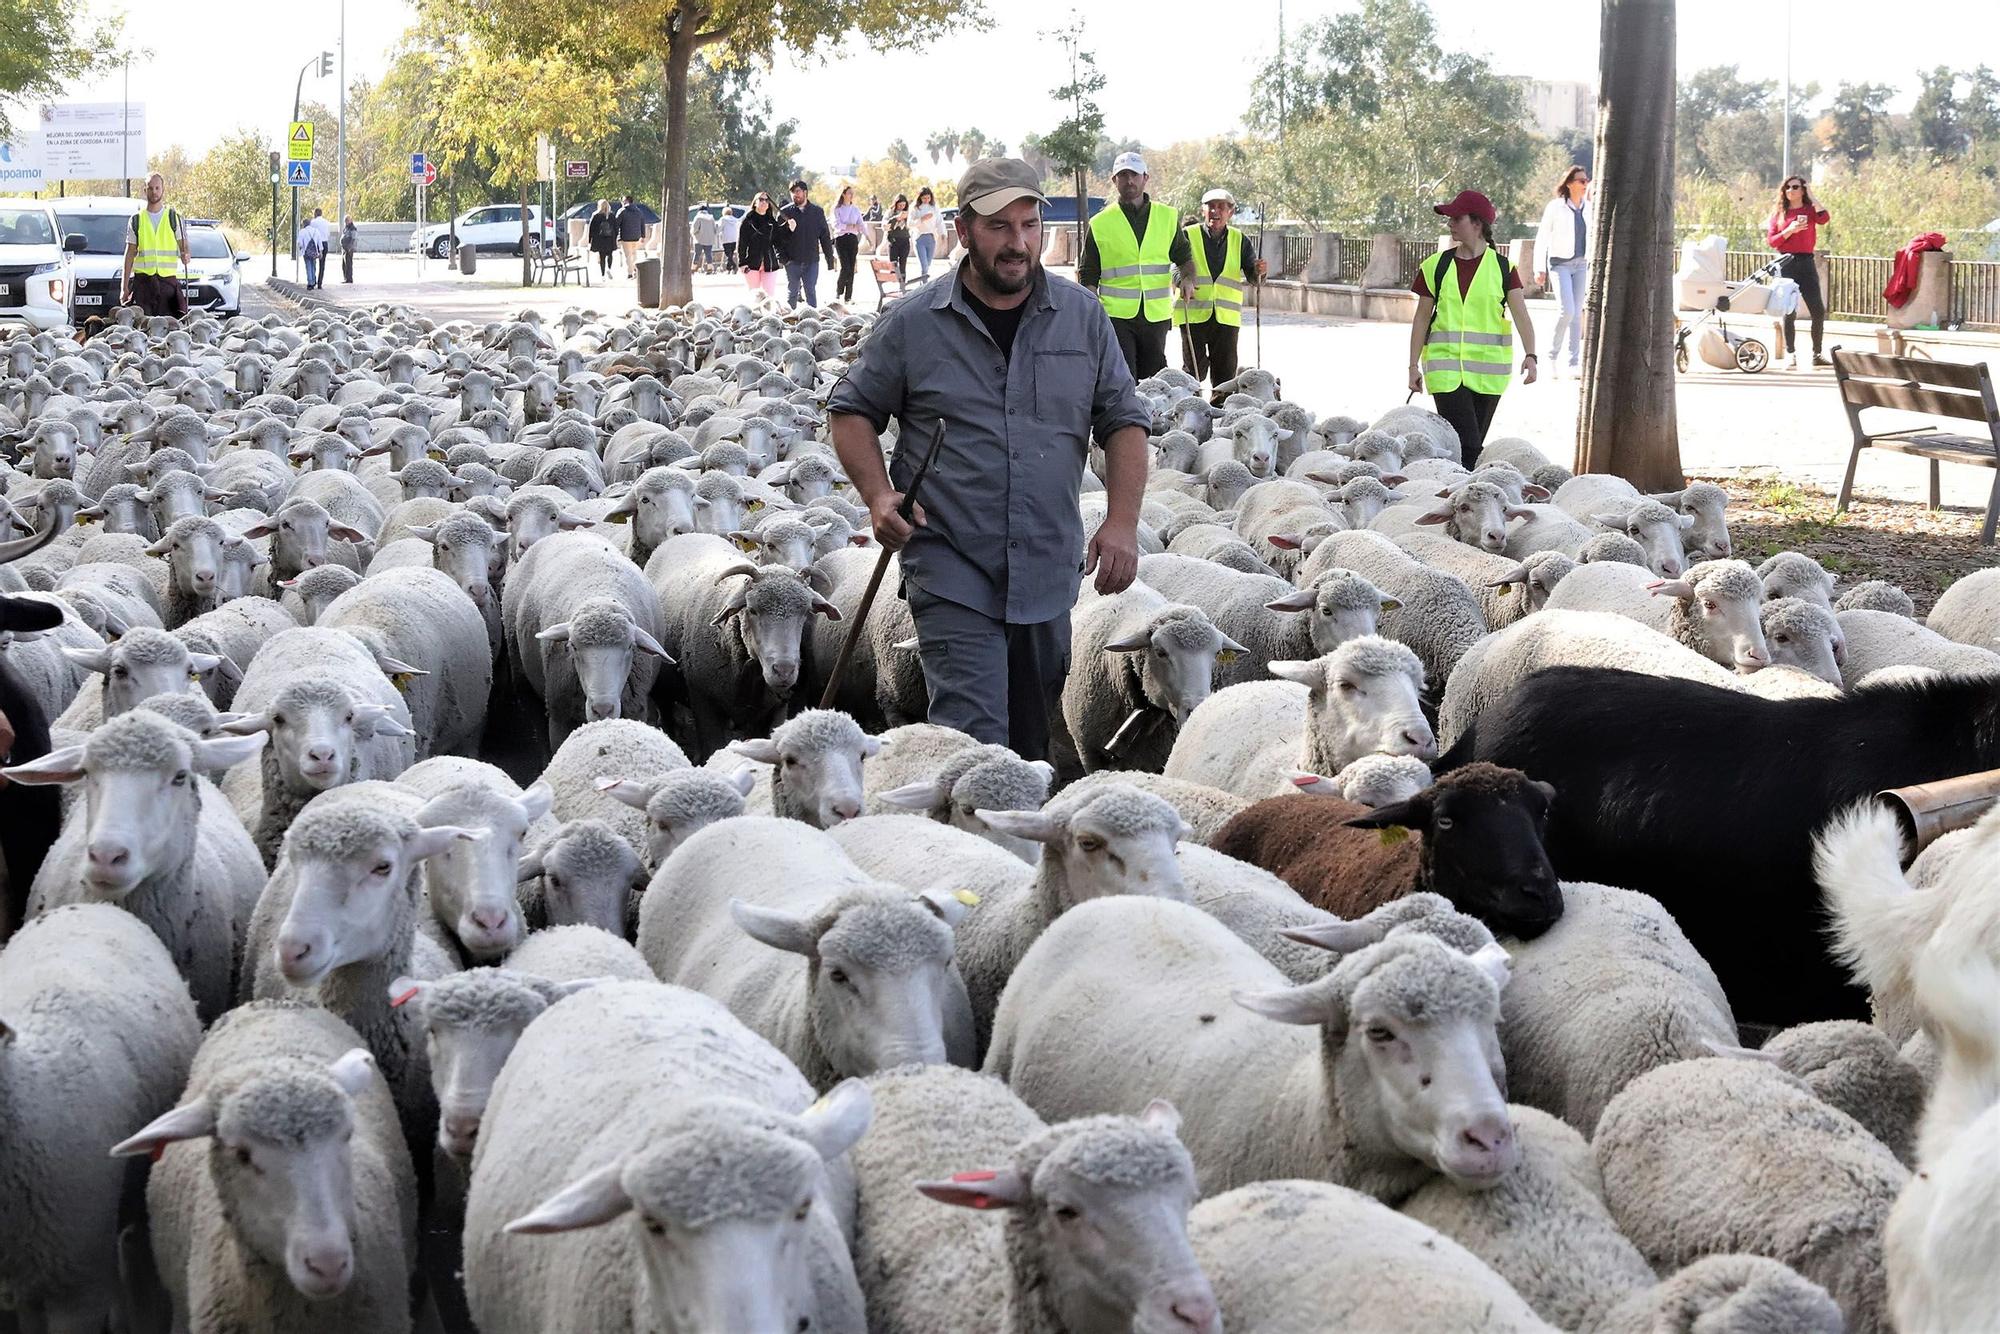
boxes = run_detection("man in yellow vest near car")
[1174,188,1267,401]
[1078,151,1193,379]
[120,172,191,319]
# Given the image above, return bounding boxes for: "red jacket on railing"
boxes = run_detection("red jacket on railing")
[1884,232,1949,309]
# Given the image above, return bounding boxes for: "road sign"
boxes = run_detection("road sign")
[286,159,313,187]
[565,159,589,180]
[422,160,438,187]
[288,121,314,162]
[409,152,426,181]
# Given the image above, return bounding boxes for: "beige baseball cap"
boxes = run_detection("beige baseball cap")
[1201,188,1235,206]
[957,158,1049,214]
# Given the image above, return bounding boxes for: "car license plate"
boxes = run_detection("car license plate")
[0,284,10,297]
[76,294,101,305]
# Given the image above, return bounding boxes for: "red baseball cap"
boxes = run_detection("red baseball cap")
[1434,190,1497,224]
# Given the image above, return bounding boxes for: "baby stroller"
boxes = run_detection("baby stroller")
[1674,251,1799,375]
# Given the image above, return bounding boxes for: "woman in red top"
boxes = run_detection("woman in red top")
[1768,176,1831,368]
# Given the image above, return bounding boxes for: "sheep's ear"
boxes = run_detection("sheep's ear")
[1646,579,1696,601]
[535,622,573,644]
[730,767,757,797]
[239,517,280,539]
[1103,627,1154,653]
[515,846,546,881]
[1413,507,1451,526]
[1589,512,1628,530]
[218,710,274,736]
[729,900,819,956]
[406,825,483,862]
[406,524,439,544]
[729,738,780,765]
[1342,792,1432,832]
[1701,1038,1787,1065]
[1503,506,1536,521]
[505,1162,634,1235]
[111,1101,217,1158]
[1521,483,1551,500]
[517,780,555,824]
[1282,919,1388,955]
[1378,596,1402,612]
[2,745,88,785]
[191,733,267,771]
[1676,514,1696,531]
[326,1048,377,1095]
[972,808,1063,845]
[1265,533,1301,550]
[1028,760,1056,785]
[1489,562,1531,589]
[916,1167,1029,1211]
[917,887,974,927]
[142,535,172,556]
[797,1078,873,1161]
[594,776,657,811]
[1466,941,1512,990]
[1139,1099,1182,1137]
[1266,659,1323,688]
[187,651,225,676]
[877,778,946,811]
[1263,588,1316,613]
[859,734,883,758]
[1232,975,1341,1027]
[352,702,415,738]
[61,644,115,674]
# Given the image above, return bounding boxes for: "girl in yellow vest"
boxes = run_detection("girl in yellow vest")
[1408,190,1538,467]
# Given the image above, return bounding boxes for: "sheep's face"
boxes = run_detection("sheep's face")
[1760,557,1835,611]
[1655,575,1769,672]
[144,472,209,528]
[1339,487,1392,531]
[1307,589,1390,657]
[1661,488,1732,560]
[275,826,474,987]
[1111,615,1235,727]
[249,502,368,577]
[631,774,751,872]
[1622,509,1692,580]
[150,521,226,602]
[97,489,154,535]
[1278,643,1434,768]
[415,783,550,960]
[427,1014,542,1157]
[539,603,666,723]
[533,829,643,937]
[29,432,77,479]
[999,788,1190,904]
[782,464,837,505]
[738,420,784,470]
[218,1103,363,1299]
[426,524,504,609]
[692,489,750,536]
[216,536,268,603]
[1762,599,1845,688]
[1350,769,1562,939]
[1422,483,1512,553]
[736,524,814,573]
[1229,421,1285,479]
[732,729,878,828]
[627,483,695,553]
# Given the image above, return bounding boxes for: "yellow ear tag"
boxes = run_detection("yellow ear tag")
[747,499,765,511]
[427,449,446,460]
[1377,826,1409,847]
[1216,649,1240,665]
[607,509,632,524]
[77,514,99,525]
[952,889,981,907]
[390,672,415,691]
[733,535,759,552]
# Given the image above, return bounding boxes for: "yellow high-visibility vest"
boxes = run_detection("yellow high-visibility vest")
[133,207,181,278]
[1174,223,1245,327]
[1420,246,1515,396]
[1090,201,1177,322]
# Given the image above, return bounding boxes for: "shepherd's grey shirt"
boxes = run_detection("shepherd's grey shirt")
[830,268,1150,624]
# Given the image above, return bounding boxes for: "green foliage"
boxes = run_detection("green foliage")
[0,0,121,139]
[1820,81,1899,166]
[685,64,800,200]
[1041,21,1106,181]
[177,130,276,233]
[1674,153,2000,256]
[1910,65,2000,161]
[886,137,915,170]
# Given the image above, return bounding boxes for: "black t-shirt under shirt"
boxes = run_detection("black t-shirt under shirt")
[963,283,1028,364]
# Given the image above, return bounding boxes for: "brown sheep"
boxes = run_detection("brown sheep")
[1209,762,1563,938]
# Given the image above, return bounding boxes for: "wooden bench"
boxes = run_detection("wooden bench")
[1833,346,2000,546]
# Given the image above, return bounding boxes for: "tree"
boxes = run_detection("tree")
[958,127,987,163]
[1042,20,1106,227]
[1674,65,1769,177]
[1821,81,1897,166]
[886,137,915,169]
[181,129,277,234]
[1578,0,1681,489]
[0,0,121,138]
[1912,66,1965,160]
[447,0,985,306]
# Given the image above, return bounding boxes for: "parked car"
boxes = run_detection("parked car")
[0,199,80,331]
[558,199,660,231]
[183,222,248,319]
[55,195,140,314]
[407,204,554,259]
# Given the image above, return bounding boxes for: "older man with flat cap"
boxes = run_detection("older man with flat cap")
[829,158,1151,762]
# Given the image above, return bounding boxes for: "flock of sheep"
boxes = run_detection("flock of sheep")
[0,289,1997,1334]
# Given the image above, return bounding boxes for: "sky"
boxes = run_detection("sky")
[36,0,2000,171]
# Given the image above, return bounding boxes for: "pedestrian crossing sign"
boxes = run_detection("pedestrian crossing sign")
[286,159,313,187]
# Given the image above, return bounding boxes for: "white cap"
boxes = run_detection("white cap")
[1200,188,1235,206]
[1112,151,1148,177]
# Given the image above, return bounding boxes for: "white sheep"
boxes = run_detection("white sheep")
[513,816,649,934]
[1304,531,1488,685]
[1054,769,1251,845]
[848,1063,1218,1334]
[986,895,1517,1202]
[1836,580,1918,617]
[111,1001,418,1334]
[1544,558,1771,671]
[858,723,1052,859]
[1756,550,1837,608]
[1137,552,1397,689]
[460,980,871,1334]
[638,816,976,1087]
[706,708,882,828]
[278,563,363,624]
[1058,581,1243,775]
[319,566,493,760]
[395,757,556,961]
[51,624,224,735]
[1285,753,1434,807]
[1816,800,2000,1333]
[1371,477,1524,553]
[1396,532,1567,629]
[12,711,267,1022]
[1232,479,1341,578]
[1164,637,1434,800]
[536,716,691,852]
[174,595,298,709]
[0,903,202,1333]
[1834,607,2000,689]
[503,530,670,749]
[1761,596,1846,686]
[1499,504,1593,562]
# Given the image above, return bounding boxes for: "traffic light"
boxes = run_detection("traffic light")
[319,51,334,77]
[269,149,281,184]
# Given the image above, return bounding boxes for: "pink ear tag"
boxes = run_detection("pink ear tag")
[1290,774,1319,788]
[390,987,419,1008]
[150,1143,166,1163]
[950,1169,998,1209]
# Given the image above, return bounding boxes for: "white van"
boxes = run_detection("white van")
[0,200,80,331]
[52,195,139,316]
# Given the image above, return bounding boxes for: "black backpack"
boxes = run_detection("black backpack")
[1425,246,1513,334]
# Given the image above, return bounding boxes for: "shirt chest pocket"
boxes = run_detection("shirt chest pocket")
[1033,350,1093,429]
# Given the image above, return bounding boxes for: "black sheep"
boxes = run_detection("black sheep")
[1439,664,2000,1025]
[1,547,67,933]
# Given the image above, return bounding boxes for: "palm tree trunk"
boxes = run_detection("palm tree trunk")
[1577,0,1683,488]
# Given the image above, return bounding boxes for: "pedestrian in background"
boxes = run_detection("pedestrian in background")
[1173,188,1264,398]
[778,179,836,308]
[692,205,719,273]
[615,194,646,277]
[307,208,331,290]
[1534,164,1591,375]
[1408,190,1537,466]
[120,172,191,317]
[295,219,320,290]
[738,191,783,297]
[887,193,911,285]
[340,215,358,284]
[865,195,883,224]
[588,199,617,278]
[1768,175,1831,369]
[1079,152,1191,379]
[911,186,942,279]
[832,184,864,302]
[719,204,741,272]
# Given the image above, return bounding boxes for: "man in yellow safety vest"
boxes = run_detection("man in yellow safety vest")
[1173,188,1267,400]
[120,172,191,318]
[1079,151,1194,379]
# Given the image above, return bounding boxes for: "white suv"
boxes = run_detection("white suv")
[52,196,139,317]
[408,204,553,259]
[0,199,79,331]
[184,222,248,319]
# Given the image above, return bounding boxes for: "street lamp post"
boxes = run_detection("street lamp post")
[337,0,346,233]
[1780,0,1792,183]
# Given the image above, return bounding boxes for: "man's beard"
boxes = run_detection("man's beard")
[966,234,1039,296]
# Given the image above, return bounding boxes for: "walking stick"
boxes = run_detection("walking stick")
[818,418,948,710]
[1254,203,1264,368]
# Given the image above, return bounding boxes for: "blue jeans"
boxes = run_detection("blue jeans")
[916,233,936,277]
[786,257,820,307]
[303,249,320,288]
[1549,256,1586,363]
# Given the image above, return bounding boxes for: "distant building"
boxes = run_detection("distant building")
[1513,79,1596,139]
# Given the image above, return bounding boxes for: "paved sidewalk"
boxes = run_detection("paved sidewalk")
[260,252,2000,513]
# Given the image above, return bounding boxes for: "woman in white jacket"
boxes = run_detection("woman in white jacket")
[1534,165,1591,374]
